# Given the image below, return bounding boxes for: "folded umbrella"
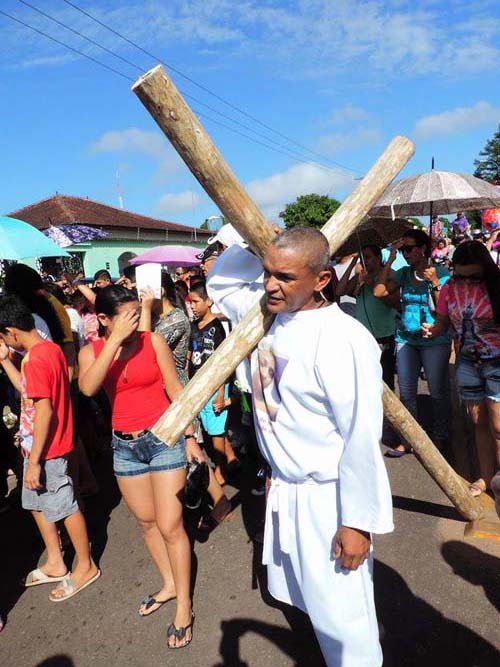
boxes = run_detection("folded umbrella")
[0,216,69,260]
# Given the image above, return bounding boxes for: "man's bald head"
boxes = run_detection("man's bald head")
[270,227,331,274]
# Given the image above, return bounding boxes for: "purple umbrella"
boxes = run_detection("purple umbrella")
[43,224,108,245]
[59,224,108,243]
[129,245,201,267]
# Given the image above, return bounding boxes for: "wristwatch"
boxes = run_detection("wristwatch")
[184,434,196,440]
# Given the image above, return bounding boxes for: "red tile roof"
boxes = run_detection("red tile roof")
[7,194,210,235]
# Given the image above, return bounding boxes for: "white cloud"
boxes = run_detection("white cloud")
[156,191,201,215]
[328,105,373,126]
[318,128,382,155]
[413,101,500,141]
[246,163,354,220]
[3,1,499,82]
[91,128,184,177]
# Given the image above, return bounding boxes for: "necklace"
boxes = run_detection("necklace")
[413,270,425,282]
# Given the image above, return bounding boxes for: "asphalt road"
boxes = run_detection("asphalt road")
[1,414,500,667]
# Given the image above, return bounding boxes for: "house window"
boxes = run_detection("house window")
[118,251,137,274]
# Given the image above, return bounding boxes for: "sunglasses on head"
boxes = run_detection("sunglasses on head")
[399,244,420,254]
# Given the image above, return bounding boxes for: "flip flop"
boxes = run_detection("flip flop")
[385,447,411,458]
[167,612,195,649]
[49,569,101,603]
[24,568,69,587]
[139,593,176,617]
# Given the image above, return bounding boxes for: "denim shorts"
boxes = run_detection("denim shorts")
[455,356,500,402]
[112,429,186,477]
[22,455,78,523]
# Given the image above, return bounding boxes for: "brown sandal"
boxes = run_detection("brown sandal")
[198,495,232,532]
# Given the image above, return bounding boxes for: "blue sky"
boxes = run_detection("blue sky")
[1,0,500,228]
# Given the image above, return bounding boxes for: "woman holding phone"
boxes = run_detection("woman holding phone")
[79,286,201,649]
[374,229,451,455]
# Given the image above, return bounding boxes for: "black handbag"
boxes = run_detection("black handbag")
[184,460,209,510]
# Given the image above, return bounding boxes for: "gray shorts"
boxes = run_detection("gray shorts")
[22,455,78,523]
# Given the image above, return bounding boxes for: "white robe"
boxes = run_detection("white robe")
[207,246,394,667]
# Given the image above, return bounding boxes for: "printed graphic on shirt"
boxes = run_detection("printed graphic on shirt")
[189,318,226,376]
[446,280,500,360]
[252,342,289,427]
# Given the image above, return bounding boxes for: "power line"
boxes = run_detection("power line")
[15,0,349,170]
[7,3,354,174]
[11,0,356,172]
[0,7,132,81]
[1,7,348,173]
[60,0,358,173]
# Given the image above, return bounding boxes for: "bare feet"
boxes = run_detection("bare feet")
[167,602,194,649]
[214,466,226,486]
[139,583,176,616]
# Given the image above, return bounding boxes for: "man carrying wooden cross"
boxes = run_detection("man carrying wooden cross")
[207,225,393,667]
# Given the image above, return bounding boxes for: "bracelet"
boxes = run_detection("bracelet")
[184,434,196,440]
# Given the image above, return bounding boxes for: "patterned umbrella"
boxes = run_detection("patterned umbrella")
[371,171,500,217]
[335,217,413,257]
[59,224,108,243]
[44,225,73,248]
[44,224,108,247]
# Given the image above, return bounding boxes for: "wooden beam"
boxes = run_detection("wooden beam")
[132,65,275,259]
[133,65,483,522]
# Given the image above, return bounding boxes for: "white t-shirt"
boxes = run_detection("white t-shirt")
[66,307,85,347]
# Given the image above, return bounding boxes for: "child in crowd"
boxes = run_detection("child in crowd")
[188,283,240,487]
[0,296,99,602]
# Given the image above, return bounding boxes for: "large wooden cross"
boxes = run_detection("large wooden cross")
[132,65,482,522]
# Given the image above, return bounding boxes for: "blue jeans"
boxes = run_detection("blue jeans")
[396,342,451,440]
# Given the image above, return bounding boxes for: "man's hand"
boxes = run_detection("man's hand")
[333,526,371,571]
[25,461,43,491]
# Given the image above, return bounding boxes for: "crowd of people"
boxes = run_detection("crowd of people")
[0,214,499,664]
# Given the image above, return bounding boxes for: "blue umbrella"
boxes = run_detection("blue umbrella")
[0,216,69,260]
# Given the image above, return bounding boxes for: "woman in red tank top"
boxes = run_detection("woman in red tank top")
[79,286,201,649]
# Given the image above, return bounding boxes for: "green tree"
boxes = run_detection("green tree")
[473,123,500,183]
[279,194,341,229]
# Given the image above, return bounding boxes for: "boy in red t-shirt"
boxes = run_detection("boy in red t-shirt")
[0,297,100,601]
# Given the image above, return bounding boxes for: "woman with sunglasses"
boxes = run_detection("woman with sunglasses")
[422,241,500,498]
[375,229,451,455]
[79,286,202,648]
